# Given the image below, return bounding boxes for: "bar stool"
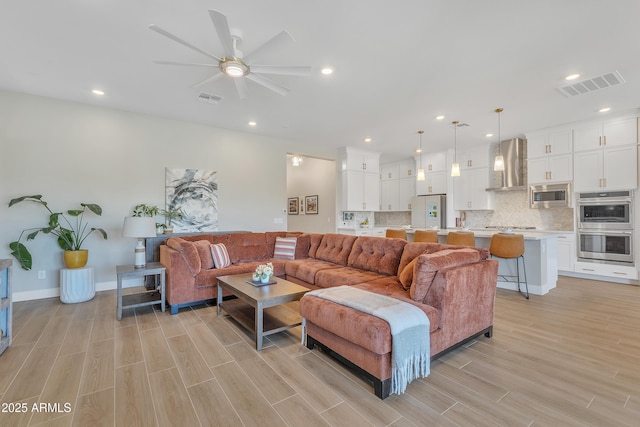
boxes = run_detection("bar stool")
[413,229,438,243]
[489,233,529,299]
[385,229,407,240]
[446,231,475,246]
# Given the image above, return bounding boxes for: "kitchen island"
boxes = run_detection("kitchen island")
[407,228,559,296]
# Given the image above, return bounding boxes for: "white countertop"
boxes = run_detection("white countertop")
[405,228,566,240]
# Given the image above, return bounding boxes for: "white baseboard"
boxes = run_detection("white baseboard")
[13,279,140,302]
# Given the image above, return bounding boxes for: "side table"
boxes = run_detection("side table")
[116,262,166,320]
[60,266,95,303]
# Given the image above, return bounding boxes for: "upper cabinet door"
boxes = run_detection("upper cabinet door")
[602,118,637,148]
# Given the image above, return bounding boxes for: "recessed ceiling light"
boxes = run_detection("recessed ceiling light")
[485,133,494,138]
[565,73,580,81]
[248,121,257,127]
[435,115,445,120]
[321,66,334,75]
[92,89,105,96]
[363,137,372,143]
[416,148,422,153]
[598,107,611,113]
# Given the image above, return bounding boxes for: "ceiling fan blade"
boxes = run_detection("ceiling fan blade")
[149,24,220,62]
[234,78,248,99]
[246,73,290,96]
[154,60,218,67]
[209,10,235,58]
[249,65,312,76]
[244,30,294,64]
[190,72,225,89]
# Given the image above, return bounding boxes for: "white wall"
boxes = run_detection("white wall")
[0,90,336,300]
[286,156,336,233]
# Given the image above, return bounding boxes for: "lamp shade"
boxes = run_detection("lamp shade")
[122,216,157,238]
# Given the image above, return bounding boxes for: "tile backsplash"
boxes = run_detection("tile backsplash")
[464,190,575,231]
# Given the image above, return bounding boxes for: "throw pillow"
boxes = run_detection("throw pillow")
[193,240,215,270]
[398,257,418,290]
[274,237,297,260]
[210,243,231,268]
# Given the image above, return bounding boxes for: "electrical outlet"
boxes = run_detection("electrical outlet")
[38,270,46,279]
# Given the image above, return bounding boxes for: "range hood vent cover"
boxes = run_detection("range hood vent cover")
[486,138,527,192]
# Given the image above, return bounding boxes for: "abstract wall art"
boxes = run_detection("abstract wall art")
[165,168,218,232]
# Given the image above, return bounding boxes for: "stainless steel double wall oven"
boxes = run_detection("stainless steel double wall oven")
[577,190,634,264]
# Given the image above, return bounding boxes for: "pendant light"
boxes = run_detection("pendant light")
[451,121,460,177]
[416,130,425,181]
[493,108,505,171]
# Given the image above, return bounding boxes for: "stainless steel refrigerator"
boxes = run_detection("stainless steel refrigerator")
[411,195,446,229]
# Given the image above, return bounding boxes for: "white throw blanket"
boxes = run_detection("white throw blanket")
[302,286,430,395]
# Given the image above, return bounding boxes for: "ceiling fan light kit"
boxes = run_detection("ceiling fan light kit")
[220,58,249,77]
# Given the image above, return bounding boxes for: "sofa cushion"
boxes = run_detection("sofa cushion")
[398,258,417,290]
[410,248,480,302]
[193,240,215,270]
[211,243,231,268]
[314,267,386,288]
[314,234,357,266]
[285,258,342,285]
[307,233,324,258]
[166,237,201,275]
[347,236,406,276]
[226,233,270,263]
[274,237,297,260]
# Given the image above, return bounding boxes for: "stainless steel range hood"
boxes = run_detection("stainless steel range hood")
[486,138,527,191]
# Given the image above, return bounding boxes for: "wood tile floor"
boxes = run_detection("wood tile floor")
[1,275,639,426]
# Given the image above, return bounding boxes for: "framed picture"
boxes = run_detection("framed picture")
[305,195,318,214]
[288,197,299,215]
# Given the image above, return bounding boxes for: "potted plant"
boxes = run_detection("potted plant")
[160,207,183,234]
[8,195,108,270]
[132,203,163,233]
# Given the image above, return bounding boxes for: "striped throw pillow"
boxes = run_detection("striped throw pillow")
[274,237,297,260]
[210,243,231,268]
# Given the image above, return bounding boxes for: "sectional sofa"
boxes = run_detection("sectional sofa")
[160,231,499,398]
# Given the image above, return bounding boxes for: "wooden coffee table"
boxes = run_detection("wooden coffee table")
[217,273,310,350]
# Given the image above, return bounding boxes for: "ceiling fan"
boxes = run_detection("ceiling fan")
[149,9,312,99]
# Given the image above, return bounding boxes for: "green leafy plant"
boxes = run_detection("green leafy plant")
[161,207,184,228]
[132,203,160,217]
[8,195,108,270]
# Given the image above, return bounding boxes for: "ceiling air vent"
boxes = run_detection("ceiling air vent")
[558,71,625,97]
[197,92,223,104]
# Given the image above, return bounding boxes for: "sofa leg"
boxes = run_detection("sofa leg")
[374,378,391,400]
[484,326,493,338]
[306,334,317,350]
[170,305,179,315]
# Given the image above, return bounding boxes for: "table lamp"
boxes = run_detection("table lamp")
[122,217,157,268]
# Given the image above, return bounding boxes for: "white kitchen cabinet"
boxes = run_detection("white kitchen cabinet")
[379,159,415,210]
[527,129,574,184]
[416,151,447,195]
[343,170,379,211]
[458,144,490,170]
[452,144,493,210]
[574,261,638,281]
[339,147,380,211]
[528,153,573,184]
[573,117,637,152]
[574,144,637,191]
[556,233,576,273]
[344,149,380,173]
[453,167,495,210]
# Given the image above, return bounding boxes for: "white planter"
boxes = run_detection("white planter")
[60,266,95,303]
